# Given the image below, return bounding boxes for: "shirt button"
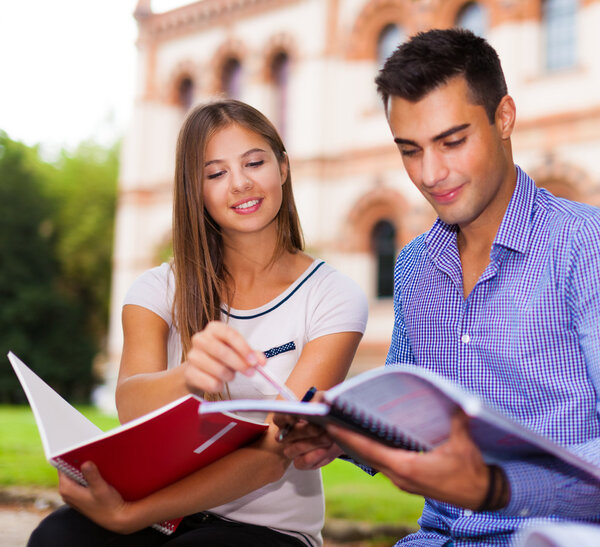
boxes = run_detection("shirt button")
[519,508,530,517]
[461,334,471,344]
[463,509,473,517]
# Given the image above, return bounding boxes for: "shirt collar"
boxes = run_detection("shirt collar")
[493,165,535,254]
[425,165,535,258]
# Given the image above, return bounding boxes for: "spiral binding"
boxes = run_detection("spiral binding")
[52,457,87,485]
[331,400,425,451]
[52,457,177,535]
[152,520,177,535]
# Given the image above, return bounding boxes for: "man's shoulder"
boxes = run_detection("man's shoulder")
[399,232,428,259]
[395,233,430,281]
[535,188,600,235]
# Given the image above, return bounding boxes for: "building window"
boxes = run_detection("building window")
[222,57,242,99]
[377,24,403,67]
[371,219,396,298]
[455,2,488,37]
[271,51,289,139]
[543,0,577,71]
[177,77,194,110]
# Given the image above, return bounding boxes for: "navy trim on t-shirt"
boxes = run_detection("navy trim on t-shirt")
[263,341,296,358]
[221,261,325,320]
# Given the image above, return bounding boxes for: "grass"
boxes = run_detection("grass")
[322,458,423,525]
[0,405,423,528]
[0,405,120,487]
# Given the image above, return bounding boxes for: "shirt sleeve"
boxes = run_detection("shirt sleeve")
[500,217,600,518]
[385,247,416,366]
[122,263,174,326]
[500,445,600,518]
[306,266,368,341]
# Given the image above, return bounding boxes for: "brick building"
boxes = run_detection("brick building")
[104,0,600,395]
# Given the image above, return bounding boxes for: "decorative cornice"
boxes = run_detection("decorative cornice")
[136,0,302,42]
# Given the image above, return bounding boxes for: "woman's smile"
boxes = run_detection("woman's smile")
[232,197,263,213]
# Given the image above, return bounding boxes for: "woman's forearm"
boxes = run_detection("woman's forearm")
[118,425,290,532]
[115,366,189,423]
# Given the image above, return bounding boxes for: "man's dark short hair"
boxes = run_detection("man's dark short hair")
[375,28,508,123]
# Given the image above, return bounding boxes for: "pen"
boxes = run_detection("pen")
[300,386,317,403]
[276,386,317,442]
[254,365,299,402]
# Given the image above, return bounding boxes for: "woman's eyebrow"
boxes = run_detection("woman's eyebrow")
[204,148,267,167]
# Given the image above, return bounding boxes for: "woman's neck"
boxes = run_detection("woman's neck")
[221,235,311,310]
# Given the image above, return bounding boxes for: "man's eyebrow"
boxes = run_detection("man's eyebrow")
[393,123,471,147]
[433,123,470,141]
[204,148,266,167]
[394,137,418,147]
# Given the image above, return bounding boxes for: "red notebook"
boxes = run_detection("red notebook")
[8,352,268,534]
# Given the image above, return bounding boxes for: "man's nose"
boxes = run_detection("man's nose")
[421,149,449,187]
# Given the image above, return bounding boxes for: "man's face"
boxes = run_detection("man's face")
[387,76,515,231]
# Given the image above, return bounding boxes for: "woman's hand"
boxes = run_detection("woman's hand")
[59,462,138,534]
[184,321,266,394]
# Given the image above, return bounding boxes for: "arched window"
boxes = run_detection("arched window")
[371,219,396,298]
[543,0,577,71]
[271,51,290,138]
[455,2,488,37]
[222,57,242,99]
[177,77,194,111]
[377,24,403,67]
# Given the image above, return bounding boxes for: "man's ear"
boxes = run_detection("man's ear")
[495,95,516,140]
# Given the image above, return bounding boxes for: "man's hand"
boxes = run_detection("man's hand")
[273,414,344,470]
[326,411,494,510]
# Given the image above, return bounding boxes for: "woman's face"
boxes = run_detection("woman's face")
[202,123,287,240]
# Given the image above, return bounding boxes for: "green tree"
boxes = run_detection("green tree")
[0,133,96,402]
[43,141,118,345]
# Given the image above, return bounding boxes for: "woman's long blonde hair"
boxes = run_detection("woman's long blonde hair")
[172,99,304,362]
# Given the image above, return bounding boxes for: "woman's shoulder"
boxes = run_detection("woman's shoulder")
[300,258,368,337]
[303,259,367,307]
[123,262,175,312]
[308,258,362,290]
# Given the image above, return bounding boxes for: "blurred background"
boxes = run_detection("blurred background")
[2,0,600,406]
[1,1,597,541]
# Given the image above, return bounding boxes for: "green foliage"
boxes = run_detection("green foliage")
[43,142,118,342]
[0,132,117,402]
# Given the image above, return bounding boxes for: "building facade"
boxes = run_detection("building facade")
[103,0,600,396]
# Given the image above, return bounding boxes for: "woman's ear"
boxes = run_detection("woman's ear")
[280,152,289,185]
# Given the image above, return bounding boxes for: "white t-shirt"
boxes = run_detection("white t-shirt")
[123,259,368,546]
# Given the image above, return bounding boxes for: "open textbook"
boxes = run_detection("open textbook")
[7,352,268,535]
[199,364,600,480]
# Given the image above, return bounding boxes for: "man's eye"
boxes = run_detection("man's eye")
[445,137,466,148]
[400,149,418,158]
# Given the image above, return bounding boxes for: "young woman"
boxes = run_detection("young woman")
[28,100,367,547]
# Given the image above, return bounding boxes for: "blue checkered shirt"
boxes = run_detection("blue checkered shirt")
[386,166,600,546]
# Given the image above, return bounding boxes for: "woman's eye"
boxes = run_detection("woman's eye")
[247,160,264,168]
[206,171,225,180]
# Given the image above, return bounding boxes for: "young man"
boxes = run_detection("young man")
[278,29,600,545]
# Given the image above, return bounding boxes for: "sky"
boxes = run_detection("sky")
[0,0,189,157]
